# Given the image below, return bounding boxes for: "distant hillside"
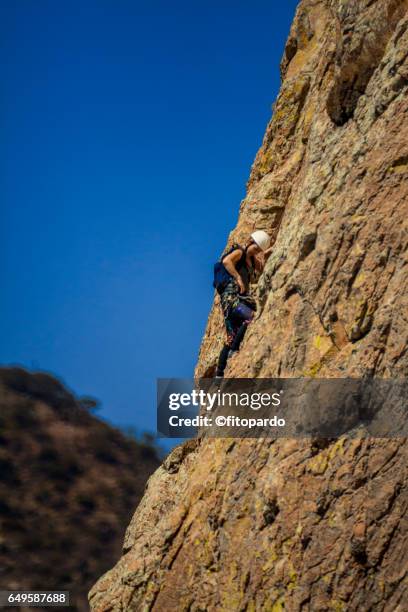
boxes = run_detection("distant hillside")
[0,367,160,611]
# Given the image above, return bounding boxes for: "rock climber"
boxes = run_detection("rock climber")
[213,230,273,377]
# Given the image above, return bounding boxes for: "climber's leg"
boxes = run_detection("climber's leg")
[232,302,255,324]
[216,302,255,376]
[229,302,254,353]
[229,321,250,352]
[216,344,230,377]
[216,309,240,377]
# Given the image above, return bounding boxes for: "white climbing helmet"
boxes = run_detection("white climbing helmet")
[251,230,271,251]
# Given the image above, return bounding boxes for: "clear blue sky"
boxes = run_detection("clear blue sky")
[1,0,298,449]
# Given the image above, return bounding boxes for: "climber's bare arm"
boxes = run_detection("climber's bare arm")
[245,244,262,272]
[252,244,274,271]
[245,243,272,272]
[223,249,246,293]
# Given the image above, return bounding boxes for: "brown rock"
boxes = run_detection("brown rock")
[90,1,408,610]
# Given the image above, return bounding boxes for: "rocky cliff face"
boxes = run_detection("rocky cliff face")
[0,368,160,611]
[90,1,408,610]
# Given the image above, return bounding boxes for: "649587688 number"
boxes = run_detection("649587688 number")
[0,591,69,607]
